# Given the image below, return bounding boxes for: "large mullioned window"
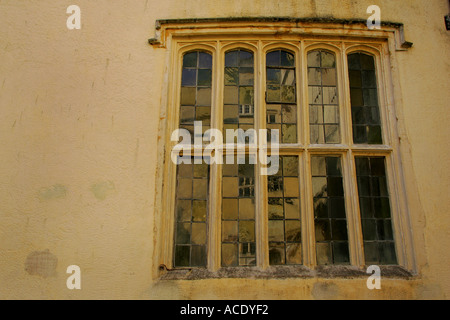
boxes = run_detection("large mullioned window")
[167,39,404,272]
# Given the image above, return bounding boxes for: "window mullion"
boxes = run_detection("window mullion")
[300,40,316,268]
[302,149,316,268]
[340,42,352,146]
[208,42,222,271]
[256,40,269,269]
[343,150,365,267]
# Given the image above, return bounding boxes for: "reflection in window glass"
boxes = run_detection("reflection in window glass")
[311,156,349,265]
[224,50,255,139]
[268,156,302,265]
[222,155,256,267]
[348,53,382,144]
[174,157,209,267]
[355,157,397,265]
[180,51,213,142]
[266,50,297,144]
[308,50,340,144]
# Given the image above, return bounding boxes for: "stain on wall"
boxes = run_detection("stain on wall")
[90,181,115,200]
[24,249,58,278]
[38,184,67,201]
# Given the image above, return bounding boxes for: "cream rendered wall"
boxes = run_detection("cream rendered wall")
[0,0,448,299]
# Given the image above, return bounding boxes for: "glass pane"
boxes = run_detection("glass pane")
[181,87,196,106]
[266,51,297,144]
[284,177,299,197]
[198,69,212,86]
[321,51,336,68]
[316,243,332,265]
[283,156,299,176]
[182,69,197,86]
[267,105,281,123]
[192,200,207,221]
[175,246,190,267]
[282,105,296,124]
[267,68,281,85]
[180,106,195,124]
[282,124,297,143]
[281,85,296,103]
[285,198,300,219]
[281,69,295,85]
[267,156,302,265]
[225,51,238,67]
[269,220,284,242]
[222,159,256,267]
[324,125,340,143]
[281,51,295,67]
[173,158,210,268]
[191,246,206,267]
[179,51,212,137]
[307,51,321,67]
[197,88,211,106]
[286,243,302,264]
[183,52,197,68]
[191,223,207,245]
[322,68,337,86]
[222,199,238,220]
[222,243,238,266]
[224,50,255,133]
[269,243,285,265]
[323,87,338,105]
[223,177,239,197]
[266,51,280,67]
[222,221,238,242]
[239,221,255,242]
[333,242,350,264]
[309,86,322,105]
[239,86,254,105]
[267,85,281,102]
[285,220,301,241]
[225,67,239,85]
[308,68,321,85]
[323,105,339,123]
[193,179,208,199]
[224,86,238,105]
[176,200,191,221]
[239,68,254,85]
[199,52,212,68]
[348,53,382,144]
[240,50,254,67]
[176,223,191,244]
[356,156,396,265]
[268,197,284,219]
[312,156,349,265]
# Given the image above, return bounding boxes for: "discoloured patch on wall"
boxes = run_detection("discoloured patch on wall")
[38,184,67,201]
[311,281,340,300]
[90,181,115,200]
[24,250,58,278]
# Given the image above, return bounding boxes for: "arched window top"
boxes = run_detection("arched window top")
[266,50,295,68]
[347,52,376,71]
[182,50,212,70]
[225,49,254,68]
[307,50,336,69]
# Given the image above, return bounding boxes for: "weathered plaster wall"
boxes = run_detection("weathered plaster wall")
[0,0,448,299]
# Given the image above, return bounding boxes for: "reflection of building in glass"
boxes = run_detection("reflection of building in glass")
[239,177,255,197]
[239,104,254,117]
[268,176,283,193]
[239,243,256,266]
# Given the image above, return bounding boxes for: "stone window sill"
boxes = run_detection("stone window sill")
[159,265,414,281]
